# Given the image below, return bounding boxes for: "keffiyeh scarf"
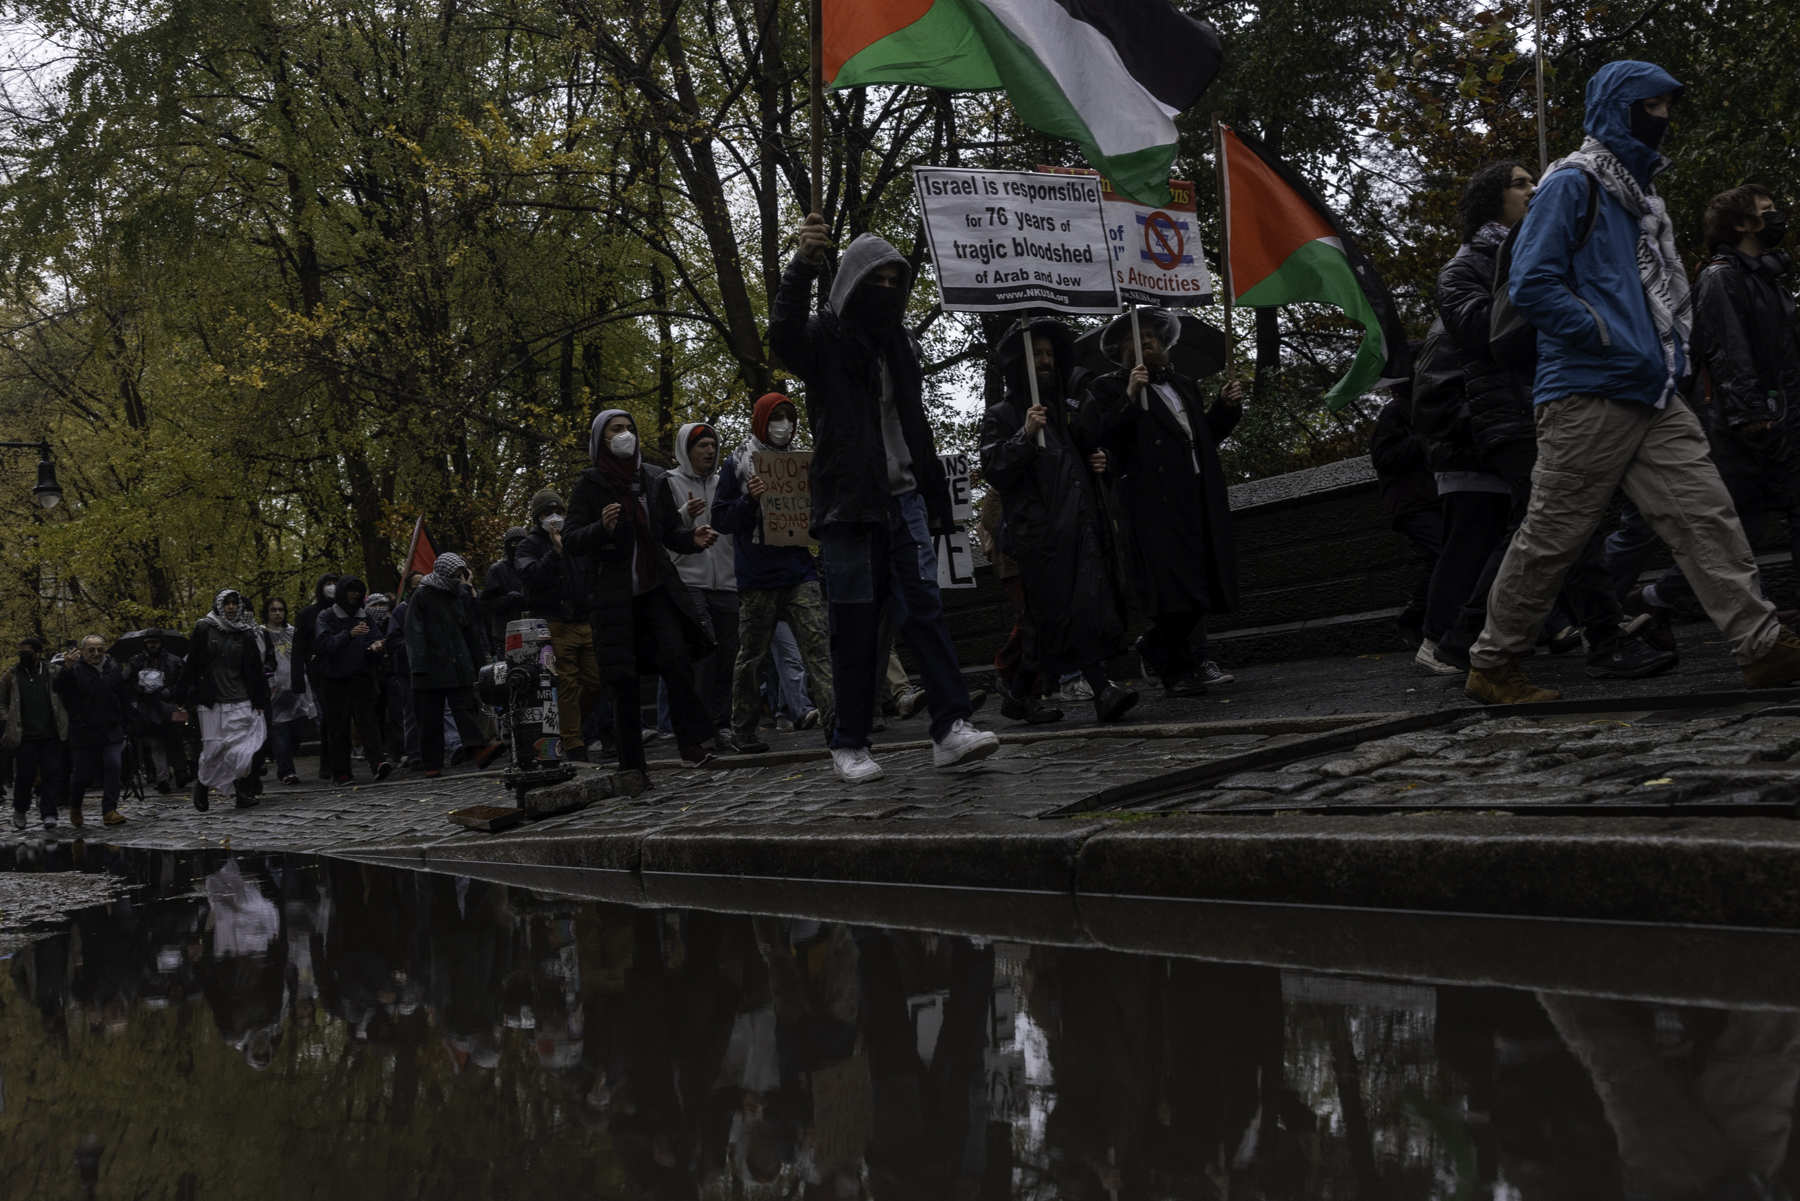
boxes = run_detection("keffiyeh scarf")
[423,553,466,591]
[202,588,257,633]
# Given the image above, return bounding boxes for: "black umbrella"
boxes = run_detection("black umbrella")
[108,628,190,662]
[1071,311,1230,385]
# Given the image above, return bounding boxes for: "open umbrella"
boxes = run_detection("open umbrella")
[108,628,190,663]
[1071,311,1230,386]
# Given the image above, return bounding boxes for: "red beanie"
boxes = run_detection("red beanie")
[752,393,791,444]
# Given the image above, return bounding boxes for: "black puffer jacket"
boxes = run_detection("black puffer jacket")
[53,657,128,749]
[1692,246,1800,438]
[1436,226,1535,456]
[561,465,713,686]
[1368,397,1440,527]
[767,239,953,538]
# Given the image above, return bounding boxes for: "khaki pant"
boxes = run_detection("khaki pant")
[1473,395,1779,668]
[547,621,600,751]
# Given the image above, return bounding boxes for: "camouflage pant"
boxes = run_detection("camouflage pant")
[732,581,834,736]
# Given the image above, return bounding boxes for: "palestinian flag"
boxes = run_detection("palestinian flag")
[1219,123,1412,410]
[824,0,1222,206]
[397,516,437,597]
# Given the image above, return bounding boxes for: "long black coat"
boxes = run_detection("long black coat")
[1082,370,1241,617]
[562,464,714,686]
[1436,228,1535,457]
[979,320,1128,672]
[402,584,487,691]
[53,657,128,749]
[177,621,274,711]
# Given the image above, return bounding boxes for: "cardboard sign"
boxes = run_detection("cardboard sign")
[1040,166,1214,307]
[914,167,1120,314]
[934,453,975,590]
[751,450,815,546]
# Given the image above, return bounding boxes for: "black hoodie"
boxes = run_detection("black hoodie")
[291,573,338,695]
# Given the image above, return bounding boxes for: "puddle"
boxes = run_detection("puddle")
[3,846,1798,1197]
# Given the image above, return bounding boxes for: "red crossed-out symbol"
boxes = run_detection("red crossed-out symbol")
[1143,211,1184,270]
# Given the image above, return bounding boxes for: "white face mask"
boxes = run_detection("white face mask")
[542,513,564,533]
[766,418,795,447]
[609,431,637,458]
[323,584,336,600]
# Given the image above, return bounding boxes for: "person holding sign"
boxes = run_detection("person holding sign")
[562,409,722,774]
[1082,309,1244,697]
[770,217,999,782]
[713,393,835,755]
[981,317,1139,725]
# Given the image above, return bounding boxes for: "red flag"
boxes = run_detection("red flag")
[397,516,437,596]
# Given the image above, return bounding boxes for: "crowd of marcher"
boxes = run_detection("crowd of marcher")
[1372,59,1800,703]
[7,58,1800,828]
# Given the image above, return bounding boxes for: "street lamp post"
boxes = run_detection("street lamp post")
[0,439,63,508]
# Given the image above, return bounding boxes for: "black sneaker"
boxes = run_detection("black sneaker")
[1094,685,1140,723]
[968,688,989,712]
[1396,614,1426,651]
[1164,672,1207,697]
[564,744,590,763]
[1000,692,1063,725]
[1134,634,1163,683]
[155,778,172,795]
[193,783,210,813]
[1623,587,1677,653]
[374,761,394,781]
[1198,661,1234,686]
[1586,631,1679,680]
[10,808,25,831]
[728,732,771,753]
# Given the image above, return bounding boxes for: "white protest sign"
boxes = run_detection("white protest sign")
[914,168,1120,314]
[934,452,975,590]
[751,450,814,545]
[1040,166,1214,307]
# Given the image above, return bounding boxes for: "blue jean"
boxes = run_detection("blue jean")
[12,736,62,818]
[821,492,971,749]
[764,622,811,720]
[69,738,123,814]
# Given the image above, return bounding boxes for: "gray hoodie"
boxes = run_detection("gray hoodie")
[829,234,916,495]
[667,421,736,591]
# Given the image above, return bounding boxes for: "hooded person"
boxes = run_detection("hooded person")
[53,633,130,827]
[311,574,393,784]
[713,392,836,753]
[663,422,740,748]
[560,409,720,774]
[291,572,339,780]
[769,217,999,782]
[478,527,530,646]
[363,592,405,766]
[122,630,189,793]
[514,488,600,761]
[1080,308,1245,697]
[1471,59,1800,702]
[4,635,68,830]
[981,317,1138,726]
[176,589,273,812]
[401,553,508,777]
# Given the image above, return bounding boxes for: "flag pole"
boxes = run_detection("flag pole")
[810,0,824,216]
[398,515,423,599]
[1129,305,1146,410]
[1021,321,1045,447]
[1212,113,1237,384]
[1533,0,1548,176]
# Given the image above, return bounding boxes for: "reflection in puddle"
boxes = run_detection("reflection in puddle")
[2,850,1798,1198]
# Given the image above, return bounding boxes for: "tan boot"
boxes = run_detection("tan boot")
[1742,629,1800,689]
[1465,657,1564,704]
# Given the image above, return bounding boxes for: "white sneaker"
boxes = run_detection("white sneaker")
[1415,639,1462,676]
[831,747,884,782]
[932,719,1000,768]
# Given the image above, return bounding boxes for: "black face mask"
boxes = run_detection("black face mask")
[17,651,35,667]
[1630,102,1670,151]
[848,281,907,327]
[1756,211,1789,249]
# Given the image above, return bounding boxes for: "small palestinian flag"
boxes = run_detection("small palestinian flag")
[824,0,1222,206]
[1219,123,1412,410]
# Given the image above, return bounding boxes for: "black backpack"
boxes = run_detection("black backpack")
[1489,170,1602,370]
[1409,315,1469,445]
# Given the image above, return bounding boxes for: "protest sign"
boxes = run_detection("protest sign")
[935,453,975,590]
[1040,165,1214,307]
[751,450,814,546]
[913,167,1119,314]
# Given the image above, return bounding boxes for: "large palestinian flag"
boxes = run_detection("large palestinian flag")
[1219,123,1412,410]
[824,0,1222,206]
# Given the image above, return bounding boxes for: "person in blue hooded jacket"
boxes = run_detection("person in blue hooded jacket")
[1467,60,1800,703]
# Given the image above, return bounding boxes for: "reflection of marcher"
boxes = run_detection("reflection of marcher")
[54,635,130,826]
[402,554,506,778]
[200,858,288,1070]
[1083,309,1245,697]
[770,218,998,781]
[259,599,302,784]
[177,589,272,812]
[123,632,188,792]
[713,393,836,754]
[1540,993,1800,1200]
[981,316,1138,725]
[5,636,67,830]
